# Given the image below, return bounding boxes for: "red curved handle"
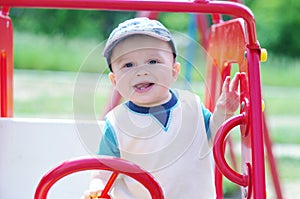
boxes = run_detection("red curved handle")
[34,156,164,199]
[213,114,249,187]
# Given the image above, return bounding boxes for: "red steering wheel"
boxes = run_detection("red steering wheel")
[34,156,164,199]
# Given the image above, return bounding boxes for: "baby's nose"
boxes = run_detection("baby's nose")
[136,69,149,76]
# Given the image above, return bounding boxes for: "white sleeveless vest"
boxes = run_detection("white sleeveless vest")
[105,89,215,199]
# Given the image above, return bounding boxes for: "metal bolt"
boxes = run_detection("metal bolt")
[241,101,245,110]
[244,189,248,198]
[244,51,247,58]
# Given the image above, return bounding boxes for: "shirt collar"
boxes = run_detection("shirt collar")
[125,90,178,129]
[126,90,177,114]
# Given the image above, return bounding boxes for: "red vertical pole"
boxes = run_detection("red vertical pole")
[196,14,209,49]
[1,51,8,117]
[247,48,266,198]
[1,6,10,15]
[212,14,223,24]
[215,168,223,199]
[0,7,13,117]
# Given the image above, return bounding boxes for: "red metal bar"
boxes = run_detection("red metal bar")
[0,6,10,15]
[196,14,209,49]
[136,11,160,19]
[227,137,238,171]
[215,168,223,199]
[212,13,223,24]
[0,50,7,117]
[213,113,249,187]
[0,0,259,49]
[100,172,119,198]
[34,157,164,199]
[0,7,13,117]
[246,48,266,198]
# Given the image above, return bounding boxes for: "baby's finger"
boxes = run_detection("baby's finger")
[222,76,231,93]
[92,190,105,198]
[90,191,100,198]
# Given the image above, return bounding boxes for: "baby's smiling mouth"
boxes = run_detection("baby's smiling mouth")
[133,82,155,93]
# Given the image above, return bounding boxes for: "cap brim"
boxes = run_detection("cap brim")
[103,31,171,58]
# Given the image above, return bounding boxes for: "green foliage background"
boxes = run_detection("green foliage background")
[11,9,136,40]
[247,0,300,57]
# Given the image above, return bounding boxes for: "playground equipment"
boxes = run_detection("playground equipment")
[0,0,282,198]
[34,157,164,199]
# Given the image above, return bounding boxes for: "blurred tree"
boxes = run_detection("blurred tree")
[10,9,135,40]
[248,0,300,57]
[269,0,300,57]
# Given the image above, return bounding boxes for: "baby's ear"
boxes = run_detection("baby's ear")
[108,72,116,87]
[172,62,181,79]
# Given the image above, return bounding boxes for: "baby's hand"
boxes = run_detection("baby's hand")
[216,72,244,116]
[209,72,245,141]
[81,189,103,199]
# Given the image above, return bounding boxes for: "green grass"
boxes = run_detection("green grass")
[14,32,300,87]
[13,70,111,119]
[276,157,300,181]
[264,96,300,116]
[268,124,300,145]
[260,55,300,87]
[14,32,106,72]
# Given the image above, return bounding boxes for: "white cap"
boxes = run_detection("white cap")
[103,17,176,70]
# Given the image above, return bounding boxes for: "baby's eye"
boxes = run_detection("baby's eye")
[124,62,134,68]
[148,60,158,65]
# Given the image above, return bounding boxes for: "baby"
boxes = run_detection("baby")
[82,17,241,199]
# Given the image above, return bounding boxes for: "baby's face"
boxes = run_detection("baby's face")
[109,35,180,107]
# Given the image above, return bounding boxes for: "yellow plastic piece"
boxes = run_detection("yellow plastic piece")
[262,99,265,112]
[260,48,268,62]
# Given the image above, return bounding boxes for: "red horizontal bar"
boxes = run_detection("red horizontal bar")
[0,0,258,48]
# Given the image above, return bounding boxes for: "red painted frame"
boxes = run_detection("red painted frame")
[0,1,281,199]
